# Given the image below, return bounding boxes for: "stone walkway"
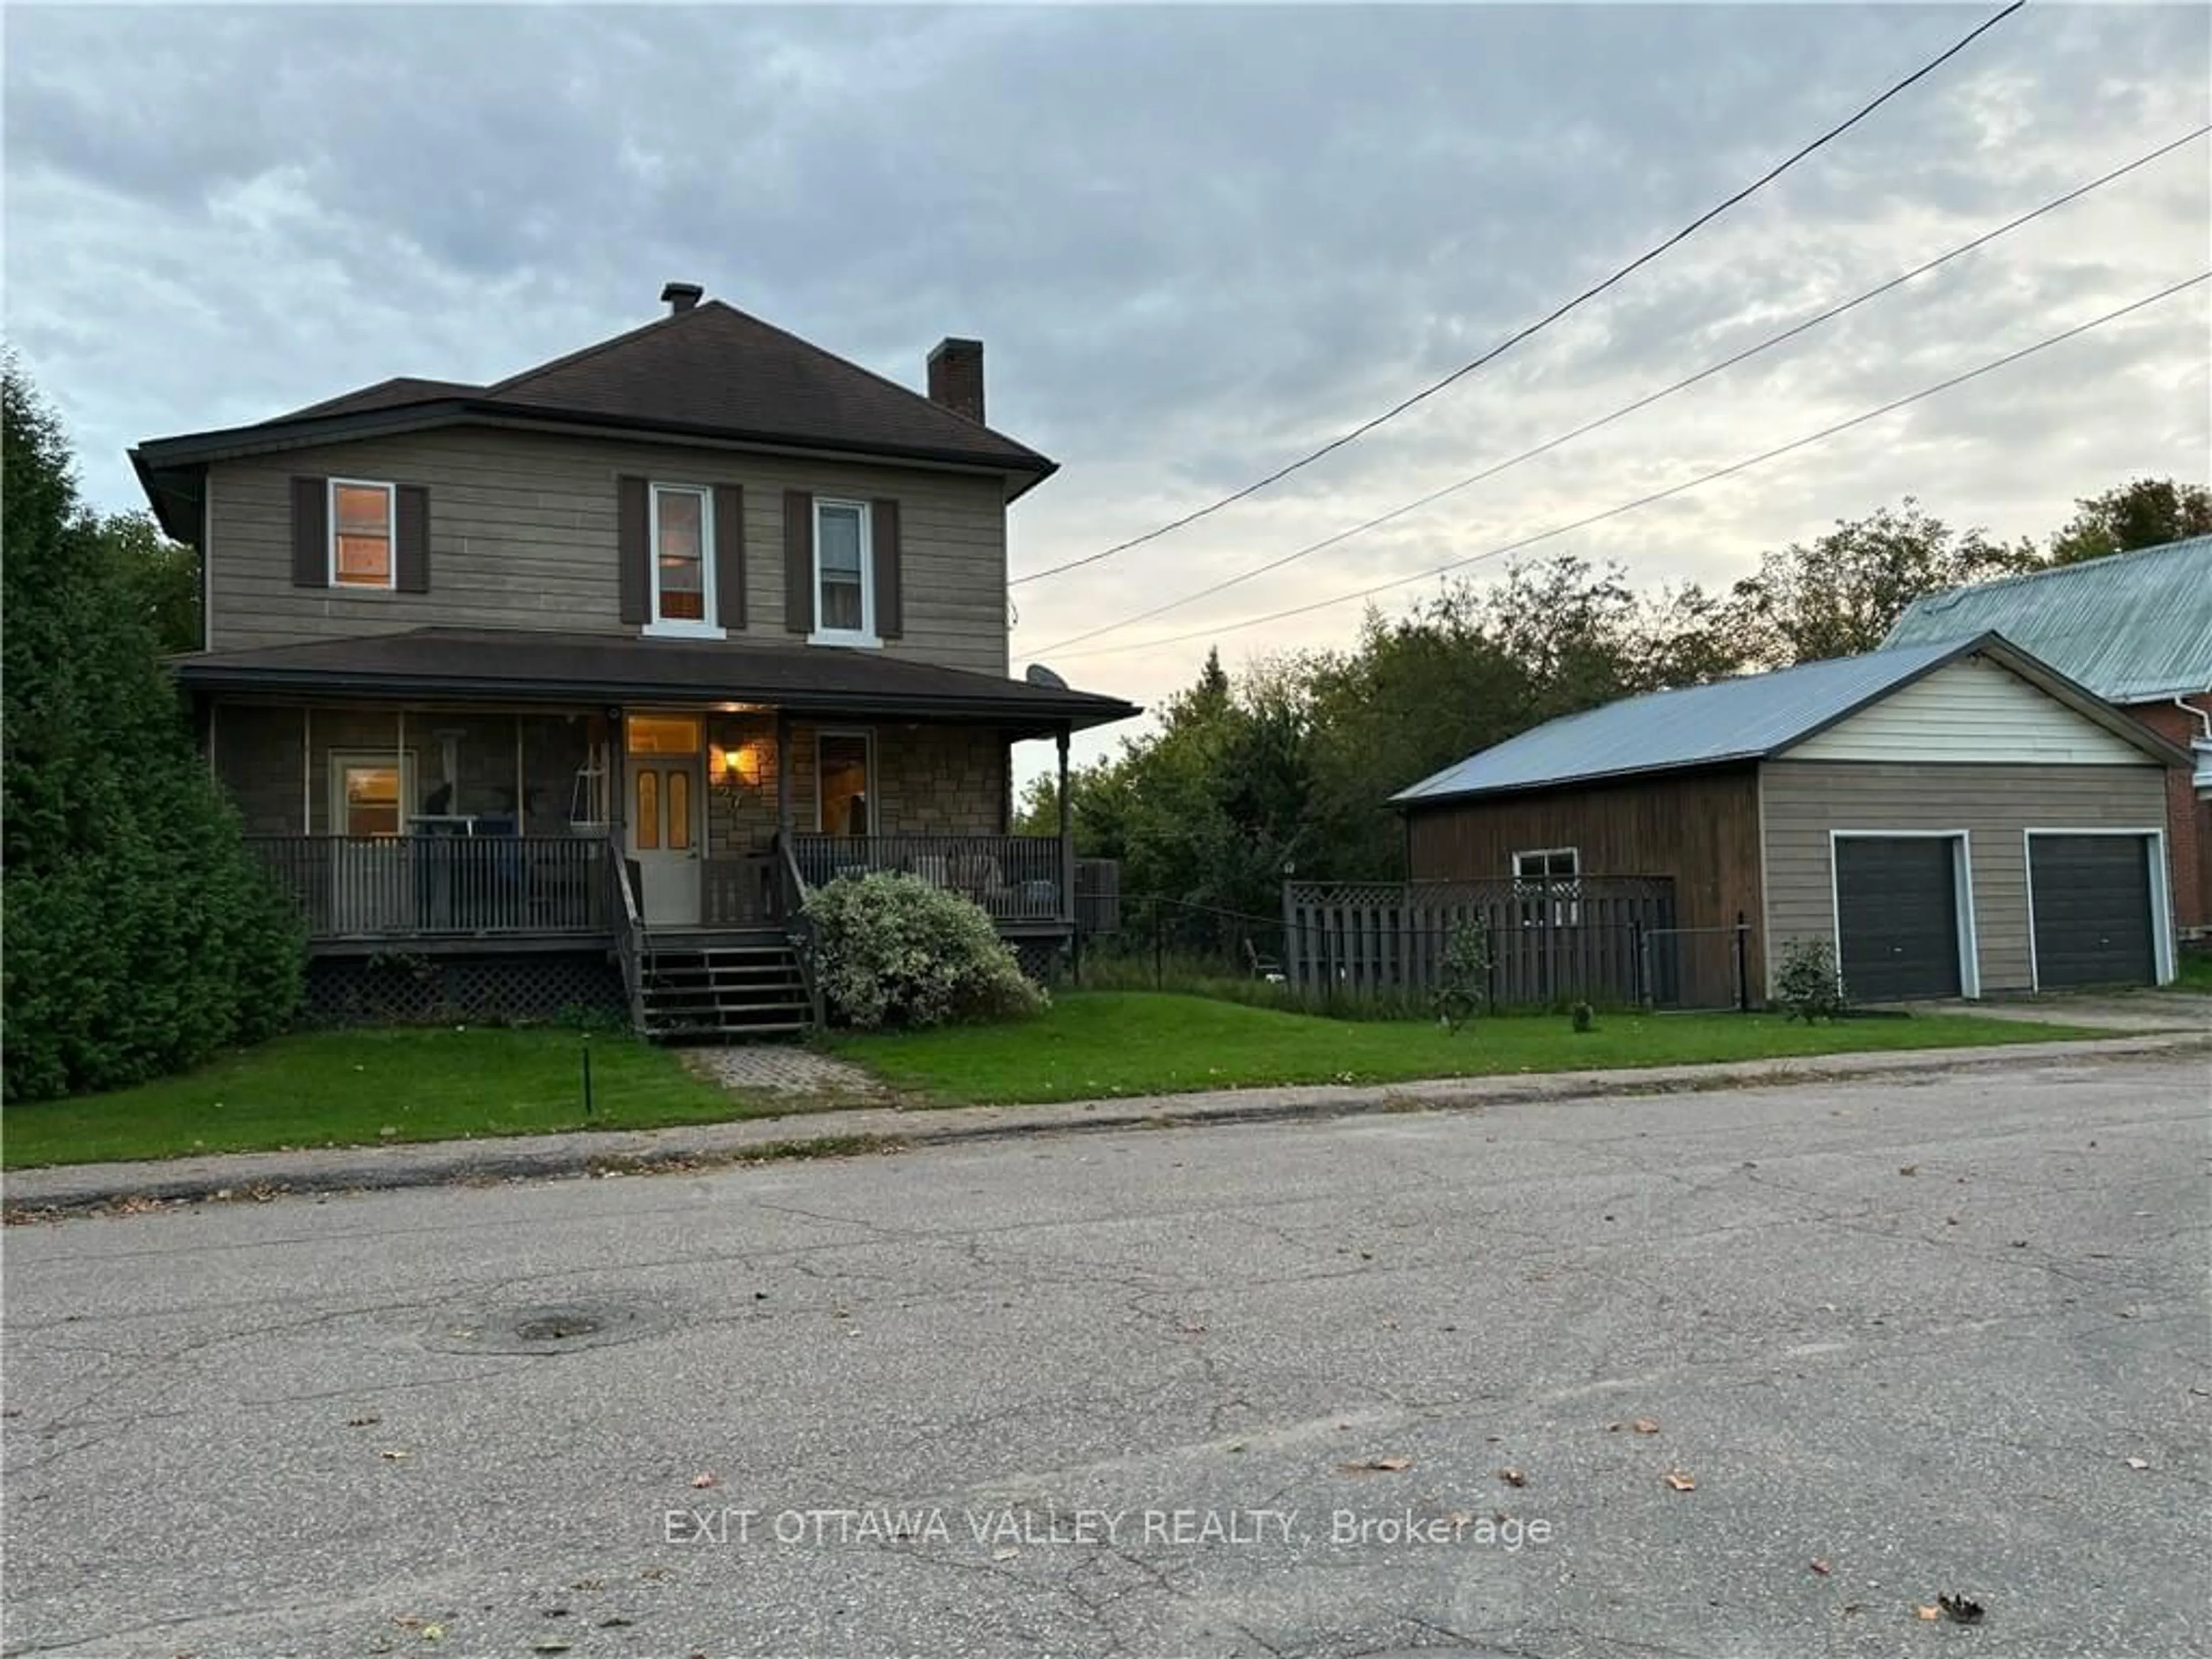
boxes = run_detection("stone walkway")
[678,1043,885,1096]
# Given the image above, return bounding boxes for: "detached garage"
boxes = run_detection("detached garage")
[1393,630,2188,1002]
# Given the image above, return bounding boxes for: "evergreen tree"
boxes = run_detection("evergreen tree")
[3,364,301,1101]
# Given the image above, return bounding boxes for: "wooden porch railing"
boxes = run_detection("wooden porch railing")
[245,835,611,940]
[788,834,1067,924]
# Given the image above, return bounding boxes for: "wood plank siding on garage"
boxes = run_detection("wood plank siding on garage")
[1759,761,2169,994]
[1403,762,1766,979]
[204,426,1012,675]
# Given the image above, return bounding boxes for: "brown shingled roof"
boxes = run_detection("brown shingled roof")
[150,300,1052,482]
[484,301,1051,472]
[273,377,484,422]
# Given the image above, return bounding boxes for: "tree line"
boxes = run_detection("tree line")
[1021,480,2211,947]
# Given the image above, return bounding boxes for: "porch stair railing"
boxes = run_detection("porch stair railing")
[604,837,649,1036]
[774,830,827,1031]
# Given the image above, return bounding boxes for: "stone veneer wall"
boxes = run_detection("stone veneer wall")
[704,719,1005,853]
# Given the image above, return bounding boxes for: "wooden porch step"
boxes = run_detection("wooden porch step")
[632,930,814,1042]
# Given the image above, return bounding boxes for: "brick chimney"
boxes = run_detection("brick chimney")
[660,282,703,315]
[927,337,985,425]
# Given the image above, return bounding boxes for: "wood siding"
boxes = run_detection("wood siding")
[205,426,1010,675]
[1759,760,2170,994]
[1791,655,2146,765]
[1404,764,1766,978]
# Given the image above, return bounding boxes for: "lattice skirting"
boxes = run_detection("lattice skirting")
[304,950,626,1026]
[1011,936,1071,985]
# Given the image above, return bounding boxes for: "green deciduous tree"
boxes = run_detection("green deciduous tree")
[103,509,203,655]
[3,363,301,1102]
[2045,477,2212,565]
[1726,499,2038,666]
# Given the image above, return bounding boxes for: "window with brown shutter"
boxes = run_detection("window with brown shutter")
[294,476,421,590]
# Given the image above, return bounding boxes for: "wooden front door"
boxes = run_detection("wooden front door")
[626,753,702,926]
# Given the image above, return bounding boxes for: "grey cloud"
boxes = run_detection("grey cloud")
[3,2,2204,736]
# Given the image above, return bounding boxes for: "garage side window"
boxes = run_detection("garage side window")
[1512,849,1579,883]
[1512,847,1581,926]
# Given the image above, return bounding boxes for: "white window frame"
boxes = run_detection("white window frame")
[1512,846,1581,926]
[645,482,722,639]
[814,727,876,835]
[2021,827,2175,990]
[328,750,417,838]
[1826,829,1980,1001]
[328,479,397,591]
[809,498,878,648]
[1511,847,1580,882]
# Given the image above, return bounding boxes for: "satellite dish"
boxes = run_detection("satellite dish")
[1025,663,1068,690]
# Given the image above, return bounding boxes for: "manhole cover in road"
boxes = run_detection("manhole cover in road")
[422,1299,660,1355]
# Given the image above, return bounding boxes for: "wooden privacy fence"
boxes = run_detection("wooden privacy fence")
[1284,877,1711,1008]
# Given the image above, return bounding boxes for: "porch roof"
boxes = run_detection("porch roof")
[174,627,1141,734]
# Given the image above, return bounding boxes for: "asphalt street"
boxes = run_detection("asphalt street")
[5,1051,2207,1658]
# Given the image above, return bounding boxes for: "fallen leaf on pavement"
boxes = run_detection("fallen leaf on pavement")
[1498,1468,1527,1487]
[1664,1470,1696,1492]
[690,1472,718,1488]
[1810,1559,1832,1576]
[346,1414,381,1428]
[1337,1456,1414,1474]
[1898,1164,1918,1177]
[379,1449,411,1461]
[1938,1594,1984,1626]
[1633,1418,1660,1435]
[1914,1605,1941,1622]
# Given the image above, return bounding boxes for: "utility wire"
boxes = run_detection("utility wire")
[1029,126,2209,656]
[1044,270,2210,661]
[1013,0,2028,588]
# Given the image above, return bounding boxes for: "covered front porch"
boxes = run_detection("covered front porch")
[215,702,1085,943]
[179,627,1139,1033]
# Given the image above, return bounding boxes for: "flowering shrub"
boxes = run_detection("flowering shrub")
[802,872,1047,1030]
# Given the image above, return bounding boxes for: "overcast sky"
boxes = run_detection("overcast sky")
[7,4,2209,782]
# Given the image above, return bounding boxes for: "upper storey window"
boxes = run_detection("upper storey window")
[813,499,873,643]
[651,484,714,631]
[331,480,395,588]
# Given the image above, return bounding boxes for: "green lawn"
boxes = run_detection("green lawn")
[4,993,2133,1171]
[0,1027,842,1170]
[827,991,2118,1107]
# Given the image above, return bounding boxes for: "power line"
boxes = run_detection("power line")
[1044,270,2210,662]
[1012,0,2028,588]
[1028,127,2209,656]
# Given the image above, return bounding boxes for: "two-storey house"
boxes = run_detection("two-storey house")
[132,283,1138,1035]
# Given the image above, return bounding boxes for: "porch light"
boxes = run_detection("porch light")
[715,741,764,789]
